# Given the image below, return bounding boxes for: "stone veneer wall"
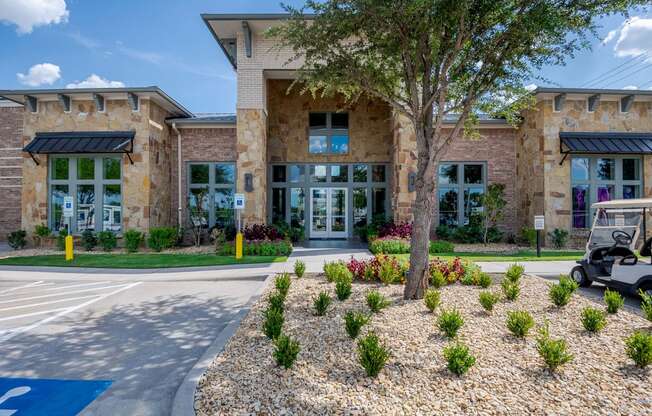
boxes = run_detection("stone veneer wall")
[147,102,173,228]
[237,109,267,224]
[0,104,24,240]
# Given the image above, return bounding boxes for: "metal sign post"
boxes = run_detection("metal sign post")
[63,196,74,261]
[234,194,245,259]
[534,215,545,258]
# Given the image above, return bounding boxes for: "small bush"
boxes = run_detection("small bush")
[477,272,492,288]
[335,274,353,301]
[501,279,520,301]
[506,310,535,338]
[275,273,292,299]
[479,291,500,313]
[429,240,454,254]
[581,307,606,333]
[625,331,652,368]
[520,227,537,247]
[268,291,285,313]
[56,229,68,251]
[7,230,27,250]
[96,230,117,252]
[559,274,579,294]
[536,322,573,371]
[313,291,332,316]
[548,228,569,249]
[324,261,349,283]
[357,332,390,377]
[549,277,578,307]
[273,334,300,369]
[80,230,97,251]
[443,342,476,376]
[263,307,284,340]
[438,309,464,338]
[640,289,652,322]
[369,238,410,254]
[430,269,447,288]
[505,263,524,284]
[604,289,624,314]
[34,223,51,238]
[124,230,143,253]
[378,259,400,285]
[148,227,178,252]
[460,272,475,286]
[294,260,306,278]
[424,289,441,312]
[344,311,369,339]
[366,290,390,313]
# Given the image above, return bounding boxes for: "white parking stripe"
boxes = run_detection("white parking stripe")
[0,283,134,305]
[0,307,71,322]
[0,294,100,313]
[0,282,142,342]
[0,281,44,296]
[38,281,111,292]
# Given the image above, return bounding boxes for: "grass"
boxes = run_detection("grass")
[393,250,583,262]
[0,254,287,269]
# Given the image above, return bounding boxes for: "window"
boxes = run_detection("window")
[48,156,122,233]
[437,163,486,226]
[308,112,349,154]
[187,162,235,229]
[571,156,642,228]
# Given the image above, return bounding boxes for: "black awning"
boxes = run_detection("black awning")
[560,132,652,155]
[24,131,135,155]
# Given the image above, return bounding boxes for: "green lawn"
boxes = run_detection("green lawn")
[0,254,287,269]
[392,250,584,262]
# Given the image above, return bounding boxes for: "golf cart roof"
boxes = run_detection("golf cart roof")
[592,198,652,209]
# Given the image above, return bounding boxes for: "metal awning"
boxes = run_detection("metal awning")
[559,132,652,165]
[24,131,135,165]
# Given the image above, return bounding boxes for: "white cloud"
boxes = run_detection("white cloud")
[0,0,68,34]
[65,74,125,89]
[622,85,639,90]
[602,29,618,45]
[16,63,61,86]
[611,17,652,59]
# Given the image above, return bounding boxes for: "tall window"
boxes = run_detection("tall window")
[49,156,122,233]
[438,163,486,226]
[308,112,349,154]
[188,162,235,229]
[571,156,641,228]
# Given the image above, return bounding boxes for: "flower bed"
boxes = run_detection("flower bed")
[369,237,455,255]
[217,239,292,256]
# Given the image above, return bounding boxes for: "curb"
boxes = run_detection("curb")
[170,272,275,416]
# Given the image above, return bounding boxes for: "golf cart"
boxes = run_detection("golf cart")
[571,198,652,297]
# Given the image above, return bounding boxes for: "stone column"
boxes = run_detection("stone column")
[236,108,267,224]
[391,111,417,223]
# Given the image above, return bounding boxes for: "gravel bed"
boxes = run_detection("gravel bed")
[196,273,651,415]
[0,244,216,259]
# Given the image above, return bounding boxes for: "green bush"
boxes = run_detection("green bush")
[124,230,143,253]
[80,230,97,251]
[424,289,441,312]
[640,289,652,322]
[34,223,51,238]
[438,309,464,338]
[275,273,292,299]
[443,342,476,376]
[263,307,284,340]
[344,311,369,339]
[604,289,624,314]
[268,291,285,313]
[559,274,579,293]
[520,227,537,247]
[97,230,117,252]
[506,310,535,338]
[581,307,606,333]
[430,269,447,288]
[477,272,492,288]
[369,238,410,254]
[313,291,332,316]
[536,322,573,371]
[273,334,300,369]
[478,291,500,313]
[335,274,353,301]
[505,263,524,284]
[625,331,652,368]
[501,279,520,301]
[548,228,569,249]
[7,230,27,250]
[378,259,399,285]
[460,272,475,286]
[366,290,390,313]
[56,228,68,251]
[147,227,178,252]
[357,332,390,377]
[429,240,454,254]
[324,261,349,283]
[294,260,306,278]
[549,276,578,307]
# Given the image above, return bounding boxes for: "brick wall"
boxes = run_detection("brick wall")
[0,103,24,240]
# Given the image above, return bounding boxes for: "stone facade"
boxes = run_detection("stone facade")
[0,103,24,240]
[237,108,267,224]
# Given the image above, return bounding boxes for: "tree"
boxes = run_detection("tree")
[481,183,506,245]
[271,0,643,299]
[188,189,209,247]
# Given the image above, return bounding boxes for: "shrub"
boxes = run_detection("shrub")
[366,290,391,313]
[443,342,476,376]
[581,307,606,333]
[501,279,520,301]
[7,230,27,250]
[520,227,537,247]
[357,332,390,377]
[34,223,51,238]
[625,331,652,368]
[559,274,579,294]
[124,230,143,253]
[429,240,454,254]
[369,237,410,254]
[344,311,369,339]
[438,309,464,338]
[97,231,117,252]
[313,291,332,316]
[506,310,535,338]
[263,307,284,340]
[430,258,466,284]
[335,274,353,301]
[273,334,300,369]
[477,272,492,288]
[275,273,291,299]
[549,276,578,307]
[640,289,652,322]
[378,222,412,239]
[430,269,447,288]
[436,224,454,240]
[324,261,348,282]
[505,263,524,284]
[460,272,475,286]
[536,322,573,371]
[268,291,285,313]
[294,260,306,278]
[424,289,441,312]
[80,230,97,251]
[243,224,282,241]
[478,291,500,313]
[147,227,178,252]
[604,289,624,314]
[56,229,68,251]
[379,258,400,285]
[239,239,293,256]
[548,228,569,249]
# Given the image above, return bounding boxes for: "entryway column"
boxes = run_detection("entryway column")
[391,110,417,223]
[236,108,267,224]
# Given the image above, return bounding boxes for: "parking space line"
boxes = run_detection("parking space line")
[0,283,134,305]
[38,281,111,292]
[0,307,71,322]
[0,282,142,343]
[0,294,100,313]
[0,281,43,296]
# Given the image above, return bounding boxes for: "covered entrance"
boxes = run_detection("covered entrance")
[310,188,347,238]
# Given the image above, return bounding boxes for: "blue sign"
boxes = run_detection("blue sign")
[0,378,111,416]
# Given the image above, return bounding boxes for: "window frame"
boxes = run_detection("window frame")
[308,112,350,155]
[186,161,237,229]
[437,162,487,227]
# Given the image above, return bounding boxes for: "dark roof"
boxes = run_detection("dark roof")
[535,87,652,97]
[560,132,652,154]
[24,131,135,154]
[201,13,315,20]
[167,114,236,126]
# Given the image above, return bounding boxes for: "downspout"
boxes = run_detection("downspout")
[172,122,183,230]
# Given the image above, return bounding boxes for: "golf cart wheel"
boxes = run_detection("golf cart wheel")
[571,266,591,287]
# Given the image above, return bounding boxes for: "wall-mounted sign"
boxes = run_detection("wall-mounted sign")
[234,193,245,210]
[63,196,74,218]
[534,215,545,230]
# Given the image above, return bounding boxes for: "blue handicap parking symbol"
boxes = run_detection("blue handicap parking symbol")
[0,378,111,416]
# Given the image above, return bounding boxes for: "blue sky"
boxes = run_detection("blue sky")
[0,1,651,114]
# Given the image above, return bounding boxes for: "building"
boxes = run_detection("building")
[1,13,652,245]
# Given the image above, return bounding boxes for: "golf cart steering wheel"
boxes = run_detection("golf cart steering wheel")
[612,230,632,246]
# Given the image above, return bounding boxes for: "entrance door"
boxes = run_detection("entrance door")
[310,188,348,238]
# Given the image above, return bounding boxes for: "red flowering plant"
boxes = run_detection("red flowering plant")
[429,257,466,283]
[377,222,413,239]
[242,224,282,241]
[347,255,407,283]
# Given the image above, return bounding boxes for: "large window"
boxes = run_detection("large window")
[308,112,349,154]
[49,156,122,233]
[188,162,236,229]
[438,163,486,226]
[571,156,641,228]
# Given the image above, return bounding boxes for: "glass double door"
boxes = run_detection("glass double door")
[310,188,347,238]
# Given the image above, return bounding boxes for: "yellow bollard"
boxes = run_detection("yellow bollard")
[235,232,243,259]
[65,235,74,261]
